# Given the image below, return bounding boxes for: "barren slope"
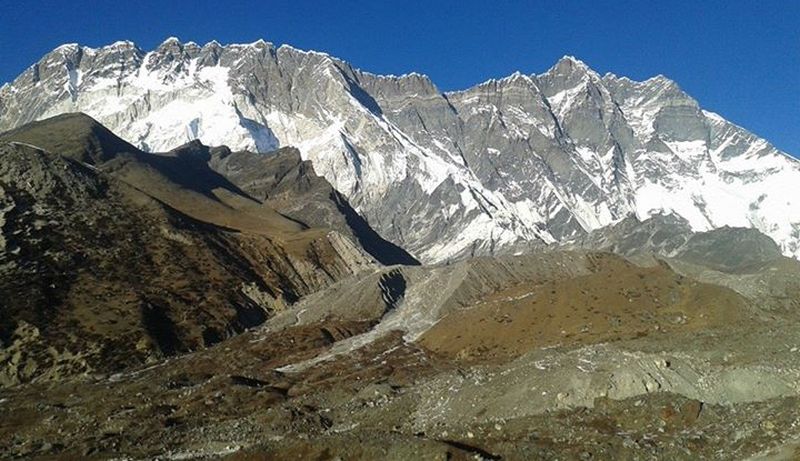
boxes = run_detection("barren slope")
[0,115,375,386]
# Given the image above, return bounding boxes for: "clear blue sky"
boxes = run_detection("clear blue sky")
[1,0,797,156]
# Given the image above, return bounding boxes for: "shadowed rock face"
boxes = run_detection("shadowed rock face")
[207,146,419,266]
[678,226,784,273]
[0,114,377,386]
[1,41,799,263]
[569,213,785,273]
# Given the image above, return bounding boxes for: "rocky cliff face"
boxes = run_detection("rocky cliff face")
[1,39,798,262]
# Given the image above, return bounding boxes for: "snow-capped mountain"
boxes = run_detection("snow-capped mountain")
[1,38,798,262]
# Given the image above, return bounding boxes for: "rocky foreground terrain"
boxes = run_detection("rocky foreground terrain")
[0,114,799,460]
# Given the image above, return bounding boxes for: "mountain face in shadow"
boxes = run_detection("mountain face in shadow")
[208,146,420,266]
[0,113,380,385]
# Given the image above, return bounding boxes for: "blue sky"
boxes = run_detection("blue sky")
[1,0,797,156]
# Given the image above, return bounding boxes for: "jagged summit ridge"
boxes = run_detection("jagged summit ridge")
[1,38,798,262]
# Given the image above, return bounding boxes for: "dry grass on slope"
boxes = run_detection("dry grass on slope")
[418,253,749,363]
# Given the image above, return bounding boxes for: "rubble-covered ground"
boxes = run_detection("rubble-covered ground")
[3,248,800,460]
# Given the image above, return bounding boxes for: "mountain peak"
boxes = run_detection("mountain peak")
[559,54,588,66]
[539,55,601,84]
[105,40,137,49]
[53,43,80,53]
[160,36,182,46]
[555,55,592,73]
[497,70,538,88]
[153,37,184,54]
[249,38,270,48]
[48,43,82,61]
